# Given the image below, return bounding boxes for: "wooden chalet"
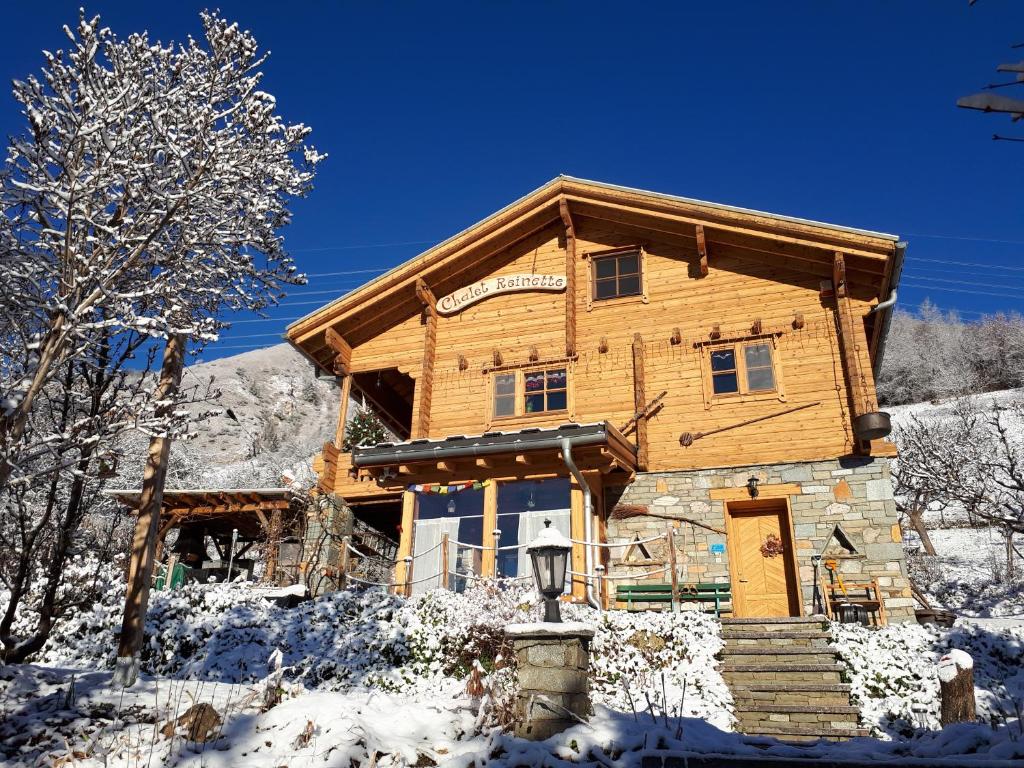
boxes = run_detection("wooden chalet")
[287,176,914,621]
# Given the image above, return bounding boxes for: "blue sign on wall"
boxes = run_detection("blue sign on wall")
[710,543,726,554]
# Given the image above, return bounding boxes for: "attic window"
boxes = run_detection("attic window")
[593,249,642,300]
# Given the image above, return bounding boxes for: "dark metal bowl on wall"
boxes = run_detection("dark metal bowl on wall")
[853,411,891,441]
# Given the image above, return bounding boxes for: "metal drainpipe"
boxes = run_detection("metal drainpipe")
[560,437,601,609]
[867,289,897,315]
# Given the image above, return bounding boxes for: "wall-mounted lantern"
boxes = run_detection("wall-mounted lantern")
[527,520,571,622]
[746,476,760,498]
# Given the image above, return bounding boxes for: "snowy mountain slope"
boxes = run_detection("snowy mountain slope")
[118,343,341,489]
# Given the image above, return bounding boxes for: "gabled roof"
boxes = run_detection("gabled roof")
[287,176,904,374]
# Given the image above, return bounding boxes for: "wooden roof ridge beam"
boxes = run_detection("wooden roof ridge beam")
[560,186,896,255]
[560,197,578,356]
[565,196,893,262]
[695,223,709,277]
[325,327,353,376]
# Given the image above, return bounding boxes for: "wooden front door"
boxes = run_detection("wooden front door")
[726,500,800,617]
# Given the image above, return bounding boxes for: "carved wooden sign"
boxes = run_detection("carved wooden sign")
[436,274,567,315]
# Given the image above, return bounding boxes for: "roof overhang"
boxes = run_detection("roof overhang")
[105,487,299,539]
[287,176,903,374]
[352,421,636,488]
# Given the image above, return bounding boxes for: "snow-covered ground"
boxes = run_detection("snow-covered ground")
[2,578,1023,766]
[905,527,1024,619]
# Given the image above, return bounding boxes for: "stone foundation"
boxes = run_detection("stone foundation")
[605,457,914,622]
[506,622,594,740]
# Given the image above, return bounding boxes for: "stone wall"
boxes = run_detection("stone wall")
[605,457,915,622]
[300,494,353,595]
[507,624,593,740]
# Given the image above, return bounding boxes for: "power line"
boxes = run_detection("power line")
[303,267,390,278]
[905,256,1024,272]
[900,275,1024,292]
[291,240,436,254]
[904,233,1024,246]
[901,281,1024,301]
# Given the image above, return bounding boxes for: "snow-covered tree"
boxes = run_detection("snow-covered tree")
[0,10,322,660]
[0,10,323,494]
[894,396,1024,579]
[878,303,1024,406]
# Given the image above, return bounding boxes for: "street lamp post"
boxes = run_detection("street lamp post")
[527,519,572,622]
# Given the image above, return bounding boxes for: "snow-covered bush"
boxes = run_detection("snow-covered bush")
[831,620,1024,737]
[26,578,732,724]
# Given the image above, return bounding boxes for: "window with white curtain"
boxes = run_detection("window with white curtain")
[496,478,571,592]
[411,488,485,595]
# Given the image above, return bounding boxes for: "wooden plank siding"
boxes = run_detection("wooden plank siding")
[302,194,897,500]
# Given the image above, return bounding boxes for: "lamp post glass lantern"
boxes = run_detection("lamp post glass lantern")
[527,519,572,622]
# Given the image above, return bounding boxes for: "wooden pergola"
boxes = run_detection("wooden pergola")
[106,487,303,579]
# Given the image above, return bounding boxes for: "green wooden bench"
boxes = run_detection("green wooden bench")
[615,582,732,616]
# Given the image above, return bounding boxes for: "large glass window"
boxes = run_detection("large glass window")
[412,488,485,595]
[496,478,571,586]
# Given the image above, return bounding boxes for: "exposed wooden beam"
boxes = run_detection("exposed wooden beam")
[325,327,352,376]
[833,252,875,448]
[475,457,494,469]
[695,223,709,277]
[415,278,438,316]
[632,333,649,471]
[437,460,456,473]
[335,373,353,449]
[410,279,438,439]
[560,198,578,356]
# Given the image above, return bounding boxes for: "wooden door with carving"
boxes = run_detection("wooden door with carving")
[726,500,800,617]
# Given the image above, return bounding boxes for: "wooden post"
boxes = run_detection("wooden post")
[411,279,438,439]
[113,333,185,687]
[667,527,679,613]
[334,374,353,450]
[153,514,180,563]
[938,650,976,726]
[695,223,709,277]
[560,198,578,356]
[394,490,416,595]
[441,532,450,590]
[832,252,876,441]
[481,481,498,578]
[263,509,282,585]
[632,333,648,471]
[339,535,351,590]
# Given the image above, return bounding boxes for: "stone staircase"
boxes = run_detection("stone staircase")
[720,616,867,742]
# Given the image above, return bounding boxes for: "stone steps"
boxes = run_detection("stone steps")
[722,663,844,685]
[739,722,869,742]
[730,682,852,708]
[719,615,862,742]
[720,646,835,665]
[721,629,830,645]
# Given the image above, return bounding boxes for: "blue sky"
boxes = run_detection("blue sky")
[2,2,1022,362]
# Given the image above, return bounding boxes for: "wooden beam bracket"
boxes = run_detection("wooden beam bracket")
[696,223,709,277]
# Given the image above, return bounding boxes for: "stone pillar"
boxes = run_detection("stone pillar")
[505,622,594,740]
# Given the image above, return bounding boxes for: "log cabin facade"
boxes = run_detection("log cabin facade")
[287,177,913,621]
